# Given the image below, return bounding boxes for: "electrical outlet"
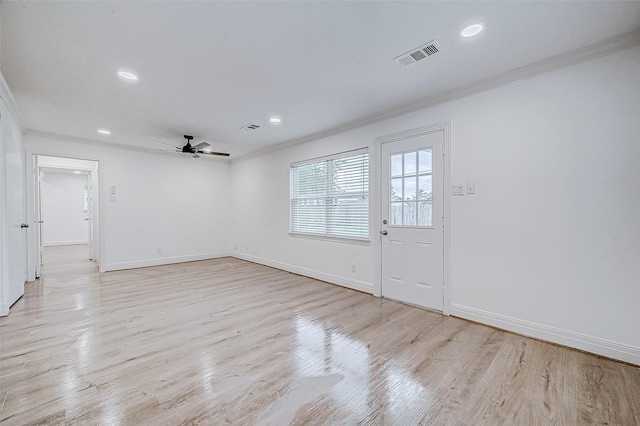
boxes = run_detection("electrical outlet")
[156,248,162,255]
[351,263,357,273]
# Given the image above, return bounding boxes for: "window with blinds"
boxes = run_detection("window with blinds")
[290,149,369,240]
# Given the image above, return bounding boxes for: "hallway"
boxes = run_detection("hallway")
[40,244,98,277]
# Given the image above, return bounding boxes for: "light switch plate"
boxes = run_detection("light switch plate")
[452,184,464,195]
[466,182,476,194]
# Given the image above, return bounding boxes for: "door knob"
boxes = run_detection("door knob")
[380,230,388,235]
[21,223,29,228]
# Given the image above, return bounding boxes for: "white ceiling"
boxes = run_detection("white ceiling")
[2,1,640,158]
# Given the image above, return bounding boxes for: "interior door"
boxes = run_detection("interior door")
[380,129,444,311]
[1,101,26,308]
[86,173,94,260]
[35,161,44,278]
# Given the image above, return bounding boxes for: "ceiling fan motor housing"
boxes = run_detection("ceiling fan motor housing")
[183,135,195,153]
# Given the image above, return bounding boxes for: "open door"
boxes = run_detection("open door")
[34,157,44,278]
[86,171,97,261]
[1,99,26,313]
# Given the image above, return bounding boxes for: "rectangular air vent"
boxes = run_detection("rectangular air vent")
[241,123,261,130]
[393,40,442,67]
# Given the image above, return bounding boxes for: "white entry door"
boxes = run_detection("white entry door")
[380,128,444,311]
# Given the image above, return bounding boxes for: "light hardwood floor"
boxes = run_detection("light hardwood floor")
[1,249,639,425]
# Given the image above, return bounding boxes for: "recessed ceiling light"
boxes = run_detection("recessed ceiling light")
[460,22,484,38]
[117,69,138,81]
[269,117,282,124]
[97,129,111,135]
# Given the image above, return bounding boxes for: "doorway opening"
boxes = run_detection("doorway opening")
[33,155,100,278]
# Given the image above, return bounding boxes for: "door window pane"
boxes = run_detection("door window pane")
[418,149,432,173]
[417,175,431,200]
[390,178,403,201]
[388,148,433,227]
[404,151,417,176]
[403,177,416,201]
[390,154,403,178]
[390,202,403,225]
[403,202,416,226]
[417,201,432,226]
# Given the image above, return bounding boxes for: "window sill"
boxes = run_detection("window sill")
[289,232,371,245]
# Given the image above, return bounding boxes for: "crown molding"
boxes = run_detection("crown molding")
[232,28,640,163]
[0,71,26,131]
[25,129,229,162]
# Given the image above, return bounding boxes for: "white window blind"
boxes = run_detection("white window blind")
[290,149,369,240]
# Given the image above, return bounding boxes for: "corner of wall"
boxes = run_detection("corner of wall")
[450,304,640,366]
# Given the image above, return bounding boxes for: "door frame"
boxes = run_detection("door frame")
[26,152,103,280]
[374,122,451,315]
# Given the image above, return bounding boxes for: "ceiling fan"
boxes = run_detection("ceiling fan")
[152,135,230,158]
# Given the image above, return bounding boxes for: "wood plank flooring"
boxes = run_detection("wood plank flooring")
[1,250,639,425]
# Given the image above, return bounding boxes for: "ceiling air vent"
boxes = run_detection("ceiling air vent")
[394,40,442,67]
[241,123,261,130]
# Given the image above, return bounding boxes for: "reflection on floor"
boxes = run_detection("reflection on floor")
[1,257,639,425]
[41,244,98,276]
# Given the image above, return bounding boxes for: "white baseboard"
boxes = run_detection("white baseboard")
[450,303,640,366]
[232,252,374,295]
[0,303,8,317]
[44,240,89,247]
[102,252,231,272]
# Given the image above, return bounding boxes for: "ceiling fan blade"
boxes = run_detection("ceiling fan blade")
[148,138,181,149]
[191,141,211,151]
[197,150,230,157]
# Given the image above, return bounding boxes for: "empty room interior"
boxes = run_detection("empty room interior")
[1,1,639,425]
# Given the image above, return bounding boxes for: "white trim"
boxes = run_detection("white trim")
[0,71,25,131]
[288,232,370,245]
[233,252,374,295]
[25,149,102,282]
[451,303,640,366]
[441,122,451,315]
[290,147,368,167]
[0,304,8,317]
[102,252,231,272]
[232,30,640,163]
[375,122,451,314]
[44,240,89,247]
[26,130,229,162]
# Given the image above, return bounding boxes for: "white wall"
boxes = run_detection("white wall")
[24,136,232,272]
[231,46,640,364]
[41,171,89,246]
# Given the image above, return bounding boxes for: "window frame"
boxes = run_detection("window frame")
[289,148,370,243]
